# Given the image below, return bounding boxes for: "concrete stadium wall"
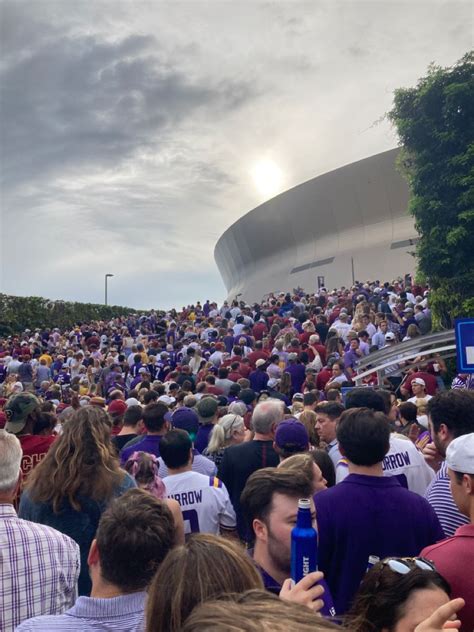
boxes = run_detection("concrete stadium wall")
[214,148,417,303]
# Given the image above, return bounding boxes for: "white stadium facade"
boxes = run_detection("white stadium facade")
[214,148,418,303]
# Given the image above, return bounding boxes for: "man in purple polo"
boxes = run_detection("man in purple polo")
[314,407,444,614]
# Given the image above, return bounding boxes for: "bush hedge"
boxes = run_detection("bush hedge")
[0,294,140,336]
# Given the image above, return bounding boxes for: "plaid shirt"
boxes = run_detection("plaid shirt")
[0,504,80,632]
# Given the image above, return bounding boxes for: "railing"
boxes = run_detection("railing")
[354,330,456,386]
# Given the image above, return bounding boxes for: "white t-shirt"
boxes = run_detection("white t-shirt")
[335,434,435,495]
[407,394,433,412]
[333,321,351,343]
[164,471,236,536]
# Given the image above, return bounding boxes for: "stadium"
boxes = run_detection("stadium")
[215,148,418,302]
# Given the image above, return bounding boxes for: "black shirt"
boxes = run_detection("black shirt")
[218,440,279,540]
[112,433,138,453]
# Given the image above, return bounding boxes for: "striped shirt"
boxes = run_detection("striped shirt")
[15,591,146,631]
[424,462,470,537]
[0,504,80,632]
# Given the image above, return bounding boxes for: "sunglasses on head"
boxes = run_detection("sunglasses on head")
[382,557,436,574]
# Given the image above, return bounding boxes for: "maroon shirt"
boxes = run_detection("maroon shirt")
[421,524,474,632]
[405,371,438,395]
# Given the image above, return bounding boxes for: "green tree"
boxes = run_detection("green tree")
[388,51,474,328]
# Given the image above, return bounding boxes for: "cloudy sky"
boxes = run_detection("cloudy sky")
[0,1,472,309]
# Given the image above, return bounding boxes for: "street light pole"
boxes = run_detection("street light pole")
[105,274,114,306]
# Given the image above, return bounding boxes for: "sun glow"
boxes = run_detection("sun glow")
[251,159,284,199]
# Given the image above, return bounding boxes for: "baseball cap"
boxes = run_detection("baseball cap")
[158,395,176,406]
[412,378,426,387]
[446,433,474,474]
[385,332,396,341]
[108,399,128,416]
[255,359,266,368]
[125,397,141,407]
[172,407,199,437]
[4,392,40,434]
[90,397,106,407]
[274,419,309,451]
[138,367,148,374]
[239,388,257,406]
[196,396,219,419]
[292,393,304,402]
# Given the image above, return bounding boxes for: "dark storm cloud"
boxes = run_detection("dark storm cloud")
[0,16,256,190]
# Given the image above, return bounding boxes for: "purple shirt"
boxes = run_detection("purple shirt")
[314,474,444,614]
[249,369,269,393]
[252,556,336,618]
[195,424,214,454]
[286,363,306,394]
[343,349,361,371]
[120,435,163,466]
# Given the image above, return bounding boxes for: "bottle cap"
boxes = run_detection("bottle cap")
[298,498,311,509]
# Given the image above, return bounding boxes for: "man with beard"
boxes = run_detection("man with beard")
[424,390,474,537]
[241,467,336,617]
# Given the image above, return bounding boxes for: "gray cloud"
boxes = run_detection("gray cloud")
[0,0,472,309]
[1,23,256,190]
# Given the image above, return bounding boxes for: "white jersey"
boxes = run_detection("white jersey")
[163,471,236,536]
[335,434,435,495]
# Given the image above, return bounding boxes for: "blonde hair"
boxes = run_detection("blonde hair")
[278,452,315,483]
[207,414,244,453]
[146,534,263,632]
[299,410,320,447]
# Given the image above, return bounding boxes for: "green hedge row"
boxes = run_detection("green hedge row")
[0,294,140,336]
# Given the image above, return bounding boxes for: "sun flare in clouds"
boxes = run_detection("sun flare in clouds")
[251,159,284,199]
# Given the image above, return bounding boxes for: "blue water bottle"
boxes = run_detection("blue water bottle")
[291,498,336,617]
[291,498,317,582]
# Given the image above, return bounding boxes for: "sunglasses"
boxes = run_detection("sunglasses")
[382,557,436,574]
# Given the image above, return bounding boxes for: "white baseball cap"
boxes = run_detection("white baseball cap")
[385,332,396,341]
[446,433,474,474]
[412,378,426,387]
[158,395,176,406]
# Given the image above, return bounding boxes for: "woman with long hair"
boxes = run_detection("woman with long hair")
[346,558,453,632]
[298,409,320,448]
[403,323,422,342]
[146,534,264,632]
[277,371,292,404]
[325,333,343,361]
[19,405,136,595]
[202,413,246,466]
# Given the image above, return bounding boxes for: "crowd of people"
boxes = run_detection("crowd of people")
[0,279,473,631]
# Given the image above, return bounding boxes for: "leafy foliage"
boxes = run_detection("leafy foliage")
[388,52,474,328]
[0,294,138,336]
